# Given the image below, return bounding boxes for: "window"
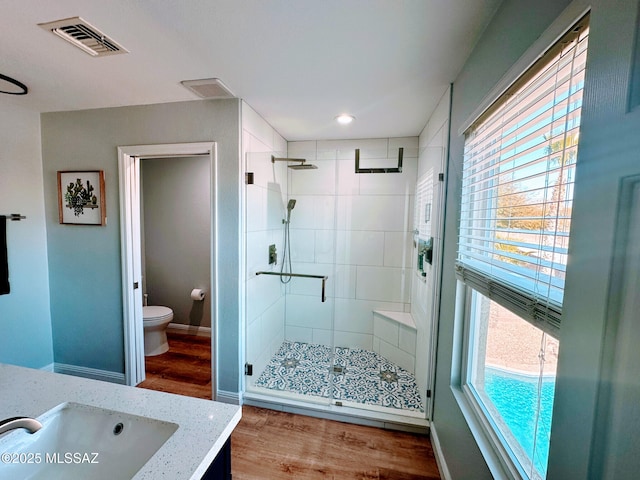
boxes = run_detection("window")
[467,292,559,478]
[457,14,589,479]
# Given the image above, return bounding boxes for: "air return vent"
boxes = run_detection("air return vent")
[181,78,235,99]
[39,17,128,57]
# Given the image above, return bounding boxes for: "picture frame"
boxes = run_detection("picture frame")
[57,170,106,226]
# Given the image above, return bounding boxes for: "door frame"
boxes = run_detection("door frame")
[118,142,218,398]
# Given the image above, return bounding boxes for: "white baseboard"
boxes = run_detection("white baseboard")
[167,322,211,338]
[430,422,452,480]
[40,363,55,372]
[54,363,126,385]
[216,389,240,405]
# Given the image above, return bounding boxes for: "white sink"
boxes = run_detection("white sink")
[0,402,178,479]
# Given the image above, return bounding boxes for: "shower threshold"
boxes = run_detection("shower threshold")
[243,389,429,433]
[252,341,425,417]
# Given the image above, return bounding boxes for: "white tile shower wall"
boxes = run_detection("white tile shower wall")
[334,331,374,350]
[356,266,411,303]
[285,295,334,346]
[333,298,407,334]
[285,294,334,330]
[335,230,385,266]
[284,138,417,349]
[290,159,337,196]
[247,296,286,381]
[379,338,415,373]
[242,101,288,387]
[335,195,413,232]
[384,231,413,268]
[372,313,417,373]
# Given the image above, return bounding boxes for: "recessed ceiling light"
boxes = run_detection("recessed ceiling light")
[335,114,355,125]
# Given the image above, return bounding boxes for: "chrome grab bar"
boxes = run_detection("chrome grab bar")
[255,271,328,302]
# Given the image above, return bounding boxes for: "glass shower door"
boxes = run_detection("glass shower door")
[243,150,336,406]
[325,141,425,416]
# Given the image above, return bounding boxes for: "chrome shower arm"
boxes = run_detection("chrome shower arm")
[271,156,318,169]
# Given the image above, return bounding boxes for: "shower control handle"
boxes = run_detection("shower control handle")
[269,244,277,265]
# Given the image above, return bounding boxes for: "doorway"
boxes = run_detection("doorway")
[118,142,218,399]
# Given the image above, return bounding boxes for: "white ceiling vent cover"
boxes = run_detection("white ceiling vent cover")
[181,78,235,99]
[38,17,128,57]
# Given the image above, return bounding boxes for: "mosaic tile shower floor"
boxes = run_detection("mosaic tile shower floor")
[255,341,424,412]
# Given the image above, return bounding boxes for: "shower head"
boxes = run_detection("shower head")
[285,198,296,223]
[271,155,318,169]
[288,163,318,170]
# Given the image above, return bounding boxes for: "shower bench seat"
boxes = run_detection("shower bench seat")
[372,310,417,374]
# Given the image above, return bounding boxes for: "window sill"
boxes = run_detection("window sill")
[450,384,516,480]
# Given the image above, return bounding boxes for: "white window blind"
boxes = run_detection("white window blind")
[457,15,590,336]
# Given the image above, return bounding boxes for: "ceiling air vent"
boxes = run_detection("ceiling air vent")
[38,17,128,57]
[181,78,235,99]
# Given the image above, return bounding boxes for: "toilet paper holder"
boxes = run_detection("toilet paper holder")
[190,288,206,301]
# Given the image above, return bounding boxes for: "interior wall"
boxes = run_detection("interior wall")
[0,103,53,369]
[548,0,640,477]
[41,99,241,393]
[141,156,211,328]
[284,138,417,361]
[241,101,288,387]
[434,0,574,478]
[435,0,640,478]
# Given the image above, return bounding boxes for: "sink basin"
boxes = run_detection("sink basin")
[0,402,178,479]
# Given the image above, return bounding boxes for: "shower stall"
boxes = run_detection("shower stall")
[243,139,439,428]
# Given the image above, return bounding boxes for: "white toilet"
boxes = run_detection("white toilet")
[143,305,173,356]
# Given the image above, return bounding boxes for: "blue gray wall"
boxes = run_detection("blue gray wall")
[41,100,241,393]
[436,0,640,478]
[435,2,573,477]
[0,103,53,369]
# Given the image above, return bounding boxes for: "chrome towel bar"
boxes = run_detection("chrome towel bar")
[1,214,26,221]
[255,271,328,302]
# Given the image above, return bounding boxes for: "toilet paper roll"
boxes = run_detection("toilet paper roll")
[190,288,206,301]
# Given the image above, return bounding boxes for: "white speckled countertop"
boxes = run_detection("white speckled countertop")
[0,364,241,479]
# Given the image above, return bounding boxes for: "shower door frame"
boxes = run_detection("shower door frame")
[118,142,218,394]
[243,146,435,427]
[242,150,338,408]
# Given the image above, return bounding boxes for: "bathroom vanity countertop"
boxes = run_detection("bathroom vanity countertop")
[0,363,241,479]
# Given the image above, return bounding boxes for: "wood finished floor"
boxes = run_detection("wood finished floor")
[233,406,440,480]
[137,333,440,479]
[137,331,213,399]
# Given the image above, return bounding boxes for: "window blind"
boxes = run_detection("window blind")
[456,14,589,337]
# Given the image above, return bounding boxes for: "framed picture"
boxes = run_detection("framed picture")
[57,170,106,225]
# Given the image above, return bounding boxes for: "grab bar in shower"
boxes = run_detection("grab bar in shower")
[255,271,328,302]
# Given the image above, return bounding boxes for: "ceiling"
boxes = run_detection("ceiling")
[0,0,501,141]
